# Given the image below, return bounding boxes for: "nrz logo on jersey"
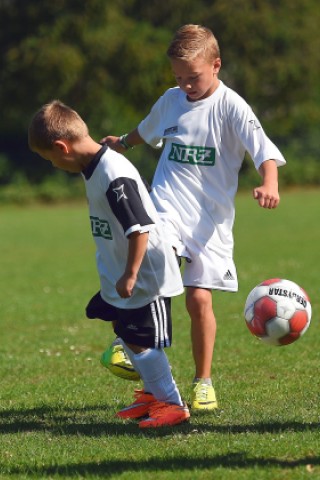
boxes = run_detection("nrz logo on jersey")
[90,216,112,240]
[169,143,215,165]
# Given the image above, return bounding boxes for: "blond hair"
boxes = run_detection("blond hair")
[167,24,220,63]
[28,100,88,151]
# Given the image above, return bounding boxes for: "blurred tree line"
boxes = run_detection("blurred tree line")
[0,0,319,202]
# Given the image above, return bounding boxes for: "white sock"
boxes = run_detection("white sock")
[129,348,183,405]
[193,377,212,386]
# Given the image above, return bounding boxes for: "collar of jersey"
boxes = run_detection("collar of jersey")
[82,144,108,180]
[180,80,223,109]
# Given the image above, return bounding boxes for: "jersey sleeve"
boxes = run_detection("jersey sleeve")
[231,96,286,169]
[138,95,165,149]
[106,177,154,237]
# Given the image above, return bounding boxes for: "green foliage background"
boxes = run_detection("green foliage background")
[0,0,320,202]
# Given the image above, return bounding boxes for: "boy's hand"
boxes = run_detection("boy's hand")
[116,231,148,299]
[101,129,144,153]
[100,135,127,153]
[253,185,280,209]
[255,159,280,209]
[116,273,137,298]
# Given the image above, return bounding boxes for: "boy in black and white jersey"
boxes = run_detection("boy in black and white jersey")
[28,100,189,428]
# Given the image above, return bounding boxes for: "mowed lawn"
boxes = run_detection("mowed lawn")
[1,188,319,480]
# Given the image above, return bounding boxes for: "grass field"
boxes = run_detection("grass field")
[1,189,319,479]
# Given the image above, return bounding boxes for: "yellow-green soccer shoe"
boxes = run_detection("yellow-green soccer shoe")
[100,341,140,381]
[191,381,218,411]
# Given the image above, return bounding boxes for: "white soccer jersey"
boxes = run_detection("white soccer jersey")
[82,145,183,309]
[138,81,286,264]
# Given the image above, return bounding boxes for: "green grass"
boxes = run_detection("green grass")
[1,189,319,479]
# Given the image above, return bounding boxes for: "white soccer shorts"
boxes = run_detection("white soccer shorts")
[182,249,238,291]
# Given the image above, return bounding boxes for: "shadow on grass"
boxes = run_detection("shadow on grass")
[0,404,191,436]
[2,454,320,477]
[1,406,320,476]
[0,404,319,438]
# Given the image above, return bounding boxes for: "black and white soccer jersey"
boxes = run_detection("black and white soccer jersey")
[82,145,183,309]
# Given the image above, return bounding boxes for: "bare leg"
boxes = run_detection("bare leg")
[186,287,216,379]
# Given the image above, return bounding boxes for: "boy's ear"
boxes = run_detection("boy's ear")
[53,140,69,153]
[213,57,221,73]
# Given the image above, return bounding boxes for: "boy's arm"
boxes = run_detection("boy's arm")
[100,128,145,154]
[253,159,280,209]
[116,231,149,298]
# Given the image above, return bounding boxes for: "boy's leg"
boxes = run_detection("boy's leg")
[114,298,189,427]
[186,286,218,410]
[125,345,182,405]
[117,343,189,428]
[186,287,216,378]
[85,291,139,380]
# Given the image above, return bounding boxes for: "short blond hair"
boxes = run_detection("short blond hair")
[28,100,88,151]
[167,24,220,63]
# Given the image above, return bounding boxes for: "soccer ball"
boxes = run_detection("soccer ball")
[244,278,312,346]
[100,343,140,381]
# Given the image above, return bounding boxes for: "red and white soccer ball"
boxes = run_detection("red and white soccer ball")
[244,278,312,346]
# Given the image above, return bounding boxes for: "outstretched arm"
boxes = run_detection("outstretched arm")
[100,128,145,154]
[116,231,149,298]
[253,159,280,209]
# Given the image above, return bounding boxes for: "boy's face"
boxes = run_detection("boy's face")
[34,142,83,173]
[170,55,221,101]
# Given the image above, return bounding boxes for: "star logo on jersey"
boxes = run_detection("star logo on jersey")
[113,184,128,202]
[249,119,261,131]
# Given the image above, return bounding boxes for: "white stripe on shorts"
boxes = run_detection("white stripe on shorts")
[159,298,169,347]
[150,298,170,348]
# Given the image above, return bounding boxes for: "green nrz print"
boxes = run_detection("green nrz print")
[169,142,215,166]
[90,216,113,239]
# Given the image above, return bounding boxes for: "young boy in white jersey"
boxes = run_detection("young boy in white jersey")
[102,24,286,412]
[28,100,190,428]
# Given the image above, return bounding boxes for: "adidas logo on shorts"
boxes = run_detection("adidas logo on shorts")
[127,324,138,331]
[223,270,235,281]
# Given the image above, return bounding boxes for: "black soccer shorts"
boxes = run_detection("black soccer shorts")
[85,291,172,349]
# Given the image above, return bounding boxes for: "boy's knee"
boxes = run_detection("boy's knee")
[124,342,149,354]
[186,288,212,315]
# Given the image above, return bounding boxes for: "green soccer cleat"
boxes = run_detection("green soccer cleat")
[191,381,218,411]
[100,340,140,381]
